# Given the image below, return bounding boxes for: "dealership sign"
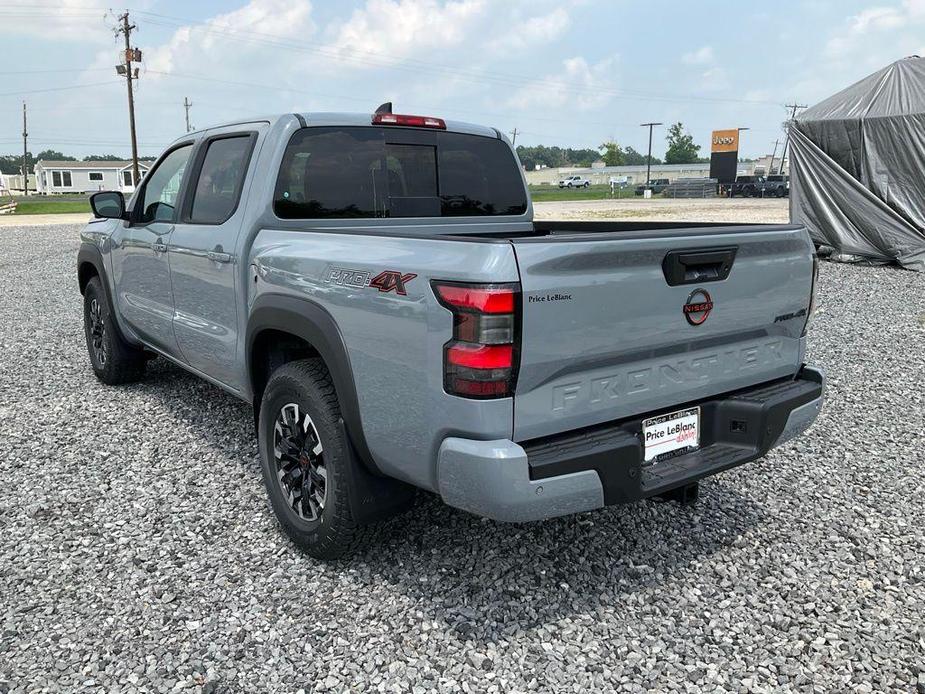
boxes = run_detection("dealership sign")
[710,128,740,184]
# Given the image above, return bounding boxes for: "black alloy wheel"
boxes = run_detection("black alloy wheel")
[273,402,328,522]
[88,296,108,367]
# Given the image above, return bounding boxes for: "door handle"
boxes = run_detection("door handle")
[662,246,737,286]
[152,241,168,254]
[207,251,233,263]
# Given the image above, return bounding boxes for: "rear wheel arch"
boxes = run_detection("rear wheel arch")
[246,295,382,475]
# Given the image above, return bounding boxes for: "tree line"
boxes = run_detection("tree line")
[516,122,708,170]
[0,150,156,175]
[2,121,710,176]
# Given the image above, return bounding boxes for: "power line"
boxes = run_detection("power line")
[0,68,112,75]
[0,81,116,98]
[130,9,784,107]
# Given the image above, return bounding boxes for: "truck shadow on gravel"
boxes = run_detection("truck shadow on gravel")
[139,359,766,641]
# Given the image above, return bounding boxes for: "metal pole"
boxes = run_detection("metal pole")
[640,122,662,188]
[779,103,806,176]
[184,97,192,133]
[769,139,780,176]
[21,102,28,196]
[121,12,140,186]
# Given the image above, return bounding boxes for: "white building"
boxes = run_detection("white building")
[525,161,761,186]
[0,172,36,193]
[34,160,149,195]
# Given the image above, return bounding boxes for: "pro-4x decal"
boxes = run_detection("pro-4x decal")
[323,266,417,296]
[369,270,417,296]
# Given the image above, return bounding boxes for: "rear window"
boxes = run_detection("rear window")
[273,126,528,219]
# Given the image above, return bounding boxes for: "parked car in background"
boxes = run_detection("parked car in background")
[78,109,823,559]
[558,175,590,188]
[634,178,670,195]
[757,174,790,198]
[729,175,763,197]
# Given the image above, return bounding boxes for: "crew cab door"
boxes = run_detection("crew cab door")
[166,128,262,390]
[110,143,194,356]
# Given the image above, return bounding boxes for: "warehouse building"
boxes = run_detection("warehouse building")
[524,162,758,186]
[526,163,709,186]
[34,160,148,195]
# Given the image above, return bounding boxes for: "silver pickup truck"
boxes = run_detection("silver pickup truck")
[78,107,823,559]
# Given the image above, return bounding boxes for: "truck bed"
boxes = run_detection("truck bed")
[453,220,804,241]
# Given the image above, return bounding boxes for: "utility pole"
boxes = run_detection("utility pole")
[509,127,519,146]
[778,103,806,175]
[640,122,662,188]
[183,97,193,133]
[21,102,28,196]
[116,12,141,186]
[768,139,780,175]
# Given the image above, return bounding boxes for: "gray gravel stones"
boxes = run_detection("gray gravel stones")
[0,223,923,692]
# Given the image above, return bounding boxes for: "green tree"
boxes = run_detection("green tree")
[622,146,662,166]
[664,122,701,164]
[564,148,602,167]
[34,149,76,162]
[0,154,30,175]
[83,154,124,161]
[598,141,625,167]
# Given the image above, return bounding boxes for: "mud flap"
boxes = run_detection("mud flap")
[338,419,416,525]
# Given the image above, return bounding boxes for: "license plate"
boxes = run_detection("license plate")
[642,406,700,463]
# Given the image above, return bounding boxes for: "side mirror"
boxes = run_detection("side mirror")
[90,191,126,220]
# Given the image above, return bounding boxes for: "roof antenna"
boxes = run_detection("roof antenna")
[375,102,393,114]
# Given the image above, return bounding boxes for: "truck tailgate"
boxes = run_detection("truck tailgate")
[511,224,814,441]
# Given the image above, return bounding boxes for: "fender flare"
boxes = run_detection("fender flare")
[246,293,381,475]
[77,242,132,345]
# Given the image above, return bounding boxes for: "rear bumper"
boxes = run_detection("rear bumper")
[437,365,824,522]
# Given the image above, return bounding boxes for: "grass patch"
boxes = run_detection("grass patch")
[529,185,641,202]
[11,200,91,215]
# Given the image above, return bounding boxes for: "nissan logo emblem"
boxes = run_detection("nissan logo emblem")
[683,288,714,325]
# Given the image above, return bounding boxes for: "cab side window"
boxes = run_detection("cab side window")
[189,136,254,224]
[139,145,193,224]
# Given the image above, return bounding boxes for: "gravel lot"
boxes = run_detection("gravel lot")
[1,221,923,693]
[533,198,790,223]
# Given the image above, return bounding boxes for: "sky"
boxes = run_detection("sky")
[2,0,925,161]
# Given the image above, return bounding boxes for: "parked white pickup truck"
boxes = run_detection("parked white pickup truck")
[558,175,591,188]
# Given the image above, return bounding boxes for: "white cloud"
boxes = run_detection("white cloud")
[144,0,316,76]
[0,0,114,43]
[681,46,714,66]
[505,54,619,111]
[514,7,570,47]
[325,0,487,59]
[698,66,730,92]
[823,2,922,59]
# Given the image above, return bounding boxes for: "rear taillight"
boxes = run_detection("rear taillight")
[433,281,520,399]
[372,113,447,129]
[802,253,820,336]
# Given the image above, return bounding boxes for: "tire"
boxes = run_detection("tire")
[83,276,146,384]
[258,358,368,559]
[584,182,590,188]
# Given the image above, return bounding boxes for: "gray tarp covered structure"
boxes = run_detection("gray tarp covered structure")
[789,56,925,270]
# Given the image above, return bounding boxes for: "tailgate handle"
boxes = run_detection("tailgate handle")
[662,246,737,286]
